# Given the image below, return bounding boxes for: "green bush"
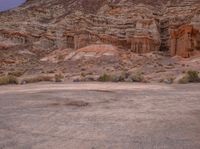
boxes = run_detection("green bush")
[0,75,18,85]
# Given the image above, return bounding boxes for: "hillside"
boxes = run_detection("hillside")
[0,0,200,83]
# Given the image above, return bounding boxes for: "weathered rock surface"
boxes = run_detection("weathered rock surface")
[170,25,200,58]
[41,44,118,62]
[0,0,200,82]
[0,0,199,56]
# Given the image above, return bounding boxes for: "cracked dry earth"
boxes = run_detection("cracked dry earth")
[0,83,200,149]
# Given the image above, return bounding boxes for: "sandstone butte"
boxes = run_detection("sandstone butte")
[0,0,200,82]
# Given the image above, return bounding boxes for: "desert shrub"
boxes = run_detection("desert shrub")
[47,70,55,73]
[98,73,112,82]
[111,75,119,82]
[119,76,126,81]
[130,72,144,82]
[98,72,144,83]
[187,71,200,82]
[178,71,200,84]
[112,74,125,82]
[58,55,65,61]
[120,72,129,81]
[178,76,190,84]
[22,75,53,84]
[55,74,64,82]
[0,75,18,85]
[8,71,24,77]
[166,77,175,84]
[81,72,86,77]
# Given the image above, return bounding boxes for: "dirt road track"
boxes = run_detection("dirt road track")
[0,83,200,149]
[0,83,172,94]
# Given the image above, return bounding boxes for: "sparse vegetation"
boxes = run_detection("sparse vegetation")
[8,71,24,77]
[187,71,200,82]
[98,73,112,82]
[55,74,64,82]
[81,72,86,77]
[178,71,200,84]
[130,72,144,82]
[178,76,190,84]
[22,75,53,84]
[58,55,65,61]
[47,70,55,74]
[0,75,18,85]
[98,72,144,83]
[112,73,126,82]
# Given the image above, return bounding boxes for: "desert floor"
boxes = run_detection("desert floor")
[0,82,200,149]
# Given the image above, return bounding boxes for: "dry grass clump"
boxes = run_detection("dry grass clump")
[0,75,18,85]
[8,71,24,77]
[21,74,65,84]
[98,73,112,82]
[55,74,64,82]
[178,71,200,84]
[98,72,144,82]
[111,72,128,82]
[130,72,144,82]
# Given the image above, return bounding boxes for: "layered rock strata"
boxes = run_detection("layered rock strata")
[0,0,199,58]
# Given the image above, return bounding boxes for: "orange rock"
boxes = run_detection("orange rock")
[170,25,199,58]
[128,36,160,54]
[77,44,118,54]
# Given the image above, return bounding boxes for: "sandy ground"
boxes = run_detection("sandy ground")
[0,82,200,149]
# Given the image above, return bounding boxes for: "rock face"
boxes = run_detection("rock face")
[41,44,118,63]
[0,0,199,58]
[170,25,200,58]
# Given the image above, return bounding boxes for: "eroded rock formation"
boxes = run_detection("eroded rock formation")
[0,0,200,58]
[170,25,200,58]
[41,44,118,62]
